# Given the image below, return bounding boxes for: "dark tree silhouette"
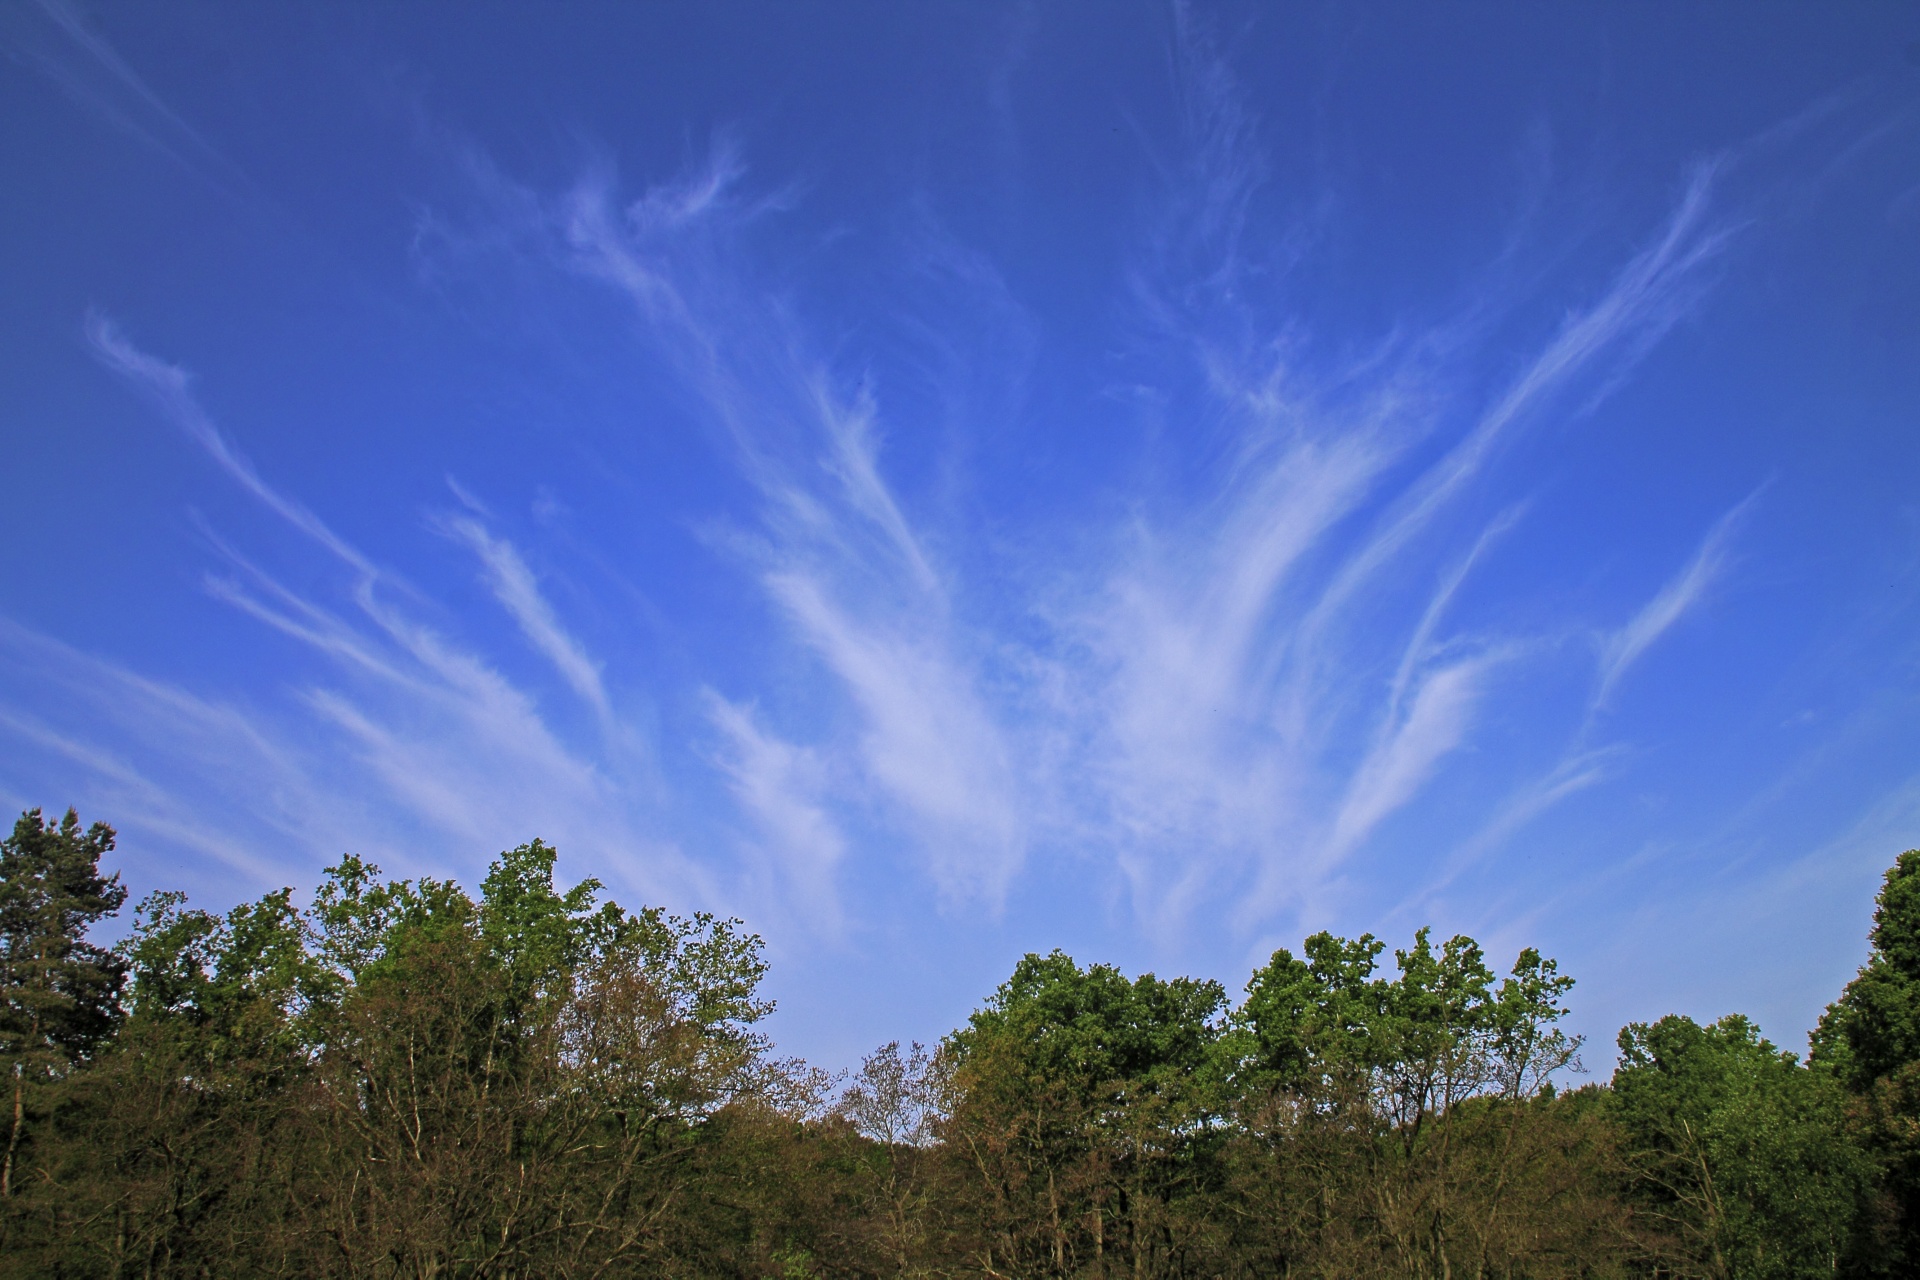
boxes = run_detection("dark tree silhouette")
[0,808,125,1198]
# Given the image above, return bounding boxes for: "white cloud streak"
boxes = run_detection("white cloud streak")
[85,315,377,579]
[705,693,847,934]
[440,515,610,716]
[61,323,698,908]
[1034,33,1734,931]
[9,0,226,172]
[1598,492,1757,704]
[767,571,1021,896]
[562,158,1028,903]
[30,35,1757,963]
[539,90,1740,935]
[1298,165,1729,664]
[1329,652,1507,867]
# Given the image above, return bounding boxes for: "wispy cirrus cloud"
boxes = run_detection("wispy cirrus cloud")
[1328,650,1511,869]
[516,25,1736,935]
[765,570,1021,896]
[1383,490,1765,928]
[41,321,697,906]
[4,0,225,174]
[15,17,1766,970]
[438,514,610,718]
[1027,23,1737,932]
[1071,418,1390,861]
[560,155,1029,905]
[0,619,338,888]
[1597,492,1759,705]
[86,314,376,579]
[705,692,847,935]
[1290,163,1730,684]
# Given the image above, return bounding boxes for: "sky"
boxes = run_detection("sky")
[3,1,1919,1074]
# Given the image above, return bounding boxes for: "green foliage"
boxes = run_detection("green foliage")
[1814,850,1920,1090]
[306,850,471,991]
[2,806,1916,1279]
[1232,927,1580,1122]
[121,886,319,1060]
[0,808,126,1200]
[1811,849,1920,1274]
[1222,929,1598,1278]
[940,952,1229,1278]
[1612,1014,1876,1279]
[953,948,1226,1106]
[0,809,126,1070]
[1,819,800,1276]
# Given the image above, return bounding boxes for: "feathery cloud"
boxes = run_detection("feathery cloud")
[439,515,610,716]
[86,315,377,579]
[563,163,1027,902]
[705,693,847,934]
[68,323,695,907]
[1598,492,1757,705]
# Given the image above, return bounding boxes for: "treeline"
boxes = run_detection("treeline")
[0,808,1916,1277]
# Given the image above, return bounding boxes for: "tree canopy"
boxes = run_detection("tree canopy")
[0,811,1913,1279]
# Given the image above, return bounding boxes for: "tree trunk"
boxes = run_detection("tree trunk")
[3,1062,22,1197]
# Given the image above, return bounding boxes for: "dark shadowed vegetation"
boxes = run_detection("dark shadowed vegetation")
[2,806,1914,1278]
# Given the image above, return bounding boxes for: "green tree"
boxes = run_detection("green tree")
[2,836,797,1277]
[944,950,1228,1278]
[296,842,783,1276]
[1224,928,1601,1277]
[8,882,328,1274]
[0,808,126,1199]
[1233,928,1580,1127]
[1814,851,1920,1090]
[1811,849,1920,1273]
[1613,1013,1874,1279]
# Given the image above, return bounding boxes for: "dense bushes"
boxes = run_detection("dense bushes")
[1,806,1913,1277]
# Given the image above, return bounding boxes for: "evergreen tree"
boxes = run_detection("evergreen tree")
[0,808,127,1197]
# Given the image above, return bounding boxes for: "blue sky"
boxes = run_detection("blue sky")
[4,1,1919,1072]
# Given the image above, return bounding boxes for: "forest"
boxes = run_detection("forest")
[0,805,1914,1279]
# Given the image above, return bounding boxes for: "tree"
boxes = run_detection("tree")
[1613,1014,1875,1279]
[1815,851,1920,1090]
[0,808,126,1198]
[836,1041,947,1275]
[19,812,1920,1278]
[1223,928,1603,1277]
[943,950,1229,1278]
[1234,928,1581,1129]
[296,842,784,1276]
[1812,848,1920,1273]
[5,881,330,1275]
